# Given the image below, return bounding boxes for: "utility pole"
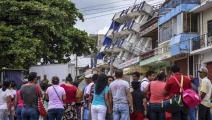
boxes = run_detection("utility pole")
[75,54,78,79]
[109,21,116,76]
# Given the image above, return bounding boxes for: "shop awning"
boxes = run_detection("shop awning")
[139,55,160,66]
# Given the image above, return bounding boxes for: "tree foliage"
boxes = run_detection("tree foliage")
[0,0,96,69]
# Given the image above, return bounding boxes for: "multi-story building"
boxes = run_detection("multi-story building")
[158,0,200,75]
[190,0,212,78]
[98,1,155,75]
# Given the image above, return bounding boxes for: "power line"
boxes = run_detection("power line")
[79,0,130,10]
[79,0,157,11]
[84,12,116,20]
[84,1,163,20]
[80,4,132,12]
[83,5,130,16]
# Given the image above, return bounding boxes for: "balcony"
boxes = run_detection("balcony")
[113,2,153,23]
[190,34,212,54]
[133,46,144,55]
[112,20,141,38]
[191,0,212,13]
[122,41,133,52]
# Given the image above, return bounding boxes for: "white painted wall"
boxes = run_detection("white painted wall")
[30,64,75,83]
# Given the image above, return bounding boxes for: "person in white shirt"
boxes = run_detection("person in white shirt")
[140,71,155,92]
[198,66,212,120]
[0,81,12,120]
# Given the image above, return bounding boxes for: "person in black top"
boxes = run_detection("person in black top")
[130,80,145,120]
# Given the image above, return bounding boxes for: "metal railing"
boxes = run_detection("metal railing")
[191,34,212,51]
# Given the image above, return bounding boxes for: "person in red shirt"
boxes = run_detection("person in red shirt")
[60,74,78,120]
[164,64,191,120]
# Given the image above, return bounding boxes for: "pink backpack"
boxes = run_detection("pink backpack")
[173,75,201,108]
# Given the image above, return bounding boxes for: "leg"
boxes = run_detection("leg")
[113,104,120,120]
[181,106,188,120]
[21,107,29,120]
[48,109,56,120]
[159,111,166,120]
[29,108,39,120]
[188,108,196,120]
[0,109,9,120]
[91,105,98,120]
[16,107,22,120]
[199,104,206,120]
[56,109,65,120]
[172,111,181,120]
[119,104,129,120]
[205,106,211,120]
[97,106,107,120]
[83,108,89,120]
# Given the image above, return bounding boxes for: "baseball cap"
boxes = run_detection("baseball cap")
[198,66,208,73]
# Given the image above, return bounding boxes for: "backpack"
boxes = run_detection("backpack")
[173,75,201,108]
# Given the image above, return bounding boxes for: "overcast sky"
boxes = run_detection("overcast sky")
[72,0,164,34]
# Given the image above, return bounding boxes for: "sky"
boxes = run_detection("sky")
[72,0,164,34]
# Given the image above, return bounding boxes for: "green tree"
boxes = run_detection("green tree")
[0,0,96,69]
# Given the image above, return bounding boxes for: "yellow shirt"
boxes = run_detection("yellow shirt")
[200,77,212,107]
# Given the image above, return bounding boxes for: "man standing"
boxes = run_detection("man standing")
[109,69,133,120]
[164,64,191,120]
[20,72,42,120]
[40,74,49,91]
[132,72,141,82]
[198,66,212,120]
[140,71,155,92]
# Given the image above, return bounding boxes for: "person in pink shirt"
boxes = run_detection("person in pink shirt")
[147,72,166,120]
[15,81,27,120]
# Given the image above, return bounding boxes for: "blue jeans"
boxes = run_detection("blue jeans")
[149,103,165,120]
[83,108,89,120]
[188,107,197,120]
[21,107,39,120]
[48,108,64,120]
[16,107,23,120]
[113,104,129,120]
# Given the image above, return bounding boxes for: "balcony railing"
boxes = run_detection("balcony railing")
[113,2,153,23]
[191,34,212,51]
[160,0,200,15]
[111,20,140,38]
[122,41,133,52]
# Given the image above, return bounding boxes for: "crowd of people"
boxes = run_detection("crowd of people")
[0,64,211,120]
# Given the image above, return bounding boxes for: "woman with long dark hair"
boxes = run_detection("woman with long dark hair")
[91,74,110,120]
[0,81,12,120]
[60,74,78,120]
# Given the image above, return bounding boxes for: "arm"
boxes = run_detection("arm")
[108,90,113,113]
[200,79,207,100]
[62,94,66,102]
[126,88,133,112]
[105,93,110,113]
[200,92,206,100]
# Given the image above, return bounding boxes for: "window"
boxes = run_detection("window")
[183,13,198,33]
[208,20,212,37]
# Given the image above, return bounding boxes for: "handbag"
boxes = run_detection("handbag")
[173,76,200,108]
[35,85,47,117]
[161,75,184,113]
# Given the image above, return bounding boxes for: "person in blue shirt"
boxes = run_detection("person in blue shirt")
[91,74,110,120]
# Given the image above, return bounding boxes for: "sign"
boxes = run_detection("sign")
[117,57,140,69]
[140,55,160,66]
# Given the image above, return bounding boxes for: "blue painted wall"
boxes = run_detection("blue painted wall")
[159,4,199,25]
[170,33,199,56]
